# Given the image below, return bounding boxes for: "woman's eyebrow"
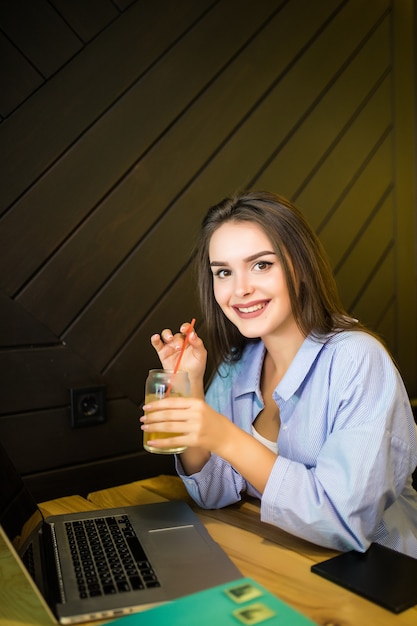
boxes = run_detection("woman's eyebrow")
[210,250,276,267]
[244,250,276,262]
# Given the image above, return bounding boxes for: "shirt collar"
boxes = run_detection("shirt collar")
[276,335,326,401]
[233,335,327,401]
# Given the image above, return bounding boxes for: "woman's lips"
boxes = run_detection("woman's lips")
[232,300,270,318]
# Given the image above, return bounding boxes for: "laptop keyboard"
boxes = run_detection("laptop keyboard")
[65,514,160,599]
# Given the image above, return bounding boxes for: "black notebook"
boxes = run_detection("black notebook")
[311,542,417,613]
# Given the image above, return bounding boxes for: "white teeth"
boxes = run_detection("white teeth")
[238,303,265,313]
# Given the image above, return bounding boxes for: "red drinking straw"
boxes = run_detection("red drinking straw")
[165,318,196,397]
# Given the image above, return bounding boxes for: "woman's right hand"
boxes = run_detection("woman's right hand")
[150,322,207,387]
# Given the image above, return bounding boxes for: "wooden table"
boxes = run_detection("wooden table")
[1,475,416,626]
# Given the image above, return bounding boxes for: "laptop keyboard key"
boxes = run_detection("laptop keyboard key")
[117,580,130,592]
[129,576,144,590]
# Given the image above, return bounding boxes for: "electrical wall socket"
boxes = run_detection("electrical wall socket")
[70,386,106,428]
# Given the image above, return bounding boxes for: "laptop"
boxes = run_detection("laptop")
[0,442,242,624]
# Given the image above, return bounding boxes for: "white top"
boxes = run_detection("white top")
[252,425,278,455]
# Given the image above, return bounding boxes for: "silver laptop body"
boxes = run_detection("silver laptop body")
[0,443,242,624]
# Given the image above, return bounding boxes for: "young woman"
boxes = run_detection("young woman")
[140,191,417,556]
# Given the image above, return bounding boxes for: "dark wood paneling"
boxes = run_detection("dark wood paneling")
[0,32,43,116]
[0,345,107,413]
[0,0,216,214]
[318,134,392,269]
[256,14,391,206]
[50,0,119,42]
[375,298,395,350]
[104,264,202,403]
[1,0,83,77]
[113,0,137,10]
[351,247,395,330]
[335,191,393,309]
[0,292,58,346]
[295,75,391,229]
[0,398,141,473]
[23,452,176,502]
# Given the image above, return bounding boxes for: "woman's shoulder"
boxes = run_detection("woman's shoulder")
[325,328,384,347]
[324,329,392,363]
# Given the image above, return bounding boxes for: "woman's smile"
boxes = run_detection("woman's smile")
[232,299,270,318]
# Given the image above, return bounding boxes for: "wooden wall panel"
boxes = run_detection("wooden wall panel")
[0,32,43,116]
[105,265,202,403]
[295,76,391,229]
[336,193,393,310]
[353,249,395,329]
[23,452,176,502]
[0,397,142,474]
[256,19,391,204]
[318,136,392,267]
[392,0,417,390]
[0,345,106,413]
[1,0,83,77]
[376,299,395,349]
[0,0,415,500]
[0,0,216,215]
[0,293,57,346]
[50,0,119,42]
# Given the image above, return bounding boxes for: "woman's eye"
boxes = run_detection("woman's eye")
[214,268,231,279]
[254,261,272,271]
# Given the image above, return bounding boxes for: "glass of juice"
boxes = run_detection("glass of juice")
[143,369,190,454]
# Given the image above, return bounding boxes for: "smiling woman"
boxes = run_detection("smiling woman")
[142,190,417,558]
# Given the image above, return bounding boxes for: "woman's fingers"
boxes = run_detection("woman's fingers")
[150,322,207,379]
[150,333,164,350]
[161,328,174,342]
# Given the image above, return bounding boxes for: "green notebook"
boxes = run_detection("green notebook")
[107,577,317,625]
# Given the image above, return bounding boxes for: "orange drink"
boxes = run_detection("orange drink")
[143,369,190,454]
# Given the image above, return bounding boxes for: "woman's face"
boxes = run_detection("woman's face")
[208,221,299,341]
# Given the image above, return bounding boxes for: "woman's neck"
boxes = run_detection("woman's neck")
[262,327,305,379]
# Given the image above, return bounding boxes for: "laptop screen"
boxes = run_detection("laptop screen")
[0,441,43,552]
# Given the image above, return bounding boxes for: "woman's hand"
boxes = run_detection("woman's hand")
[140,396,225,454]
[140,396,277,491]
[150,322,207,387]
[140,396,223,474]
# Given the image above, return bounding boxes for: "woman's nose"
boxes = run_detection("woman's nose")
[234,276,253,298]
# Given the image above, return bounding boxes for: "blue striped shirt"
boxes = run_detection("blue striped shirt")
[176,331,417,555]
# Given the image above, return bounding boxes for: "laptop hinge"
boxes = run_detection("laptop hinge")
[41,522,66,605]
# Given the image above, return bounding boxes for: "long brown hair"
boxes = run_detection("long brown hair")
[195,191,365,367]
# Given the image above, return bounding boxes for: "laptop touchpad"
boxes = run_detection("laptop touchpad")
[148,526,211,556]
